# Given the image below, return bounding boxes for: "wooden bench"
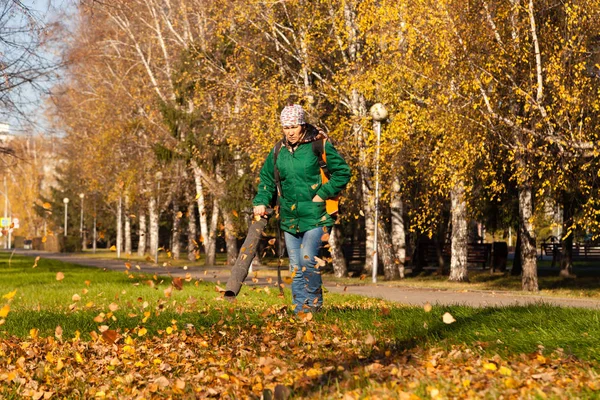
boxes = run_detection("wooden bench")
[541,242,600,261]
[418,242,491,269]
[467,243,492,269]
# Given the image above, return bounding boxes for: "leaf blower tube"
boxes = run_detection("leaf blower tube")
[224,209,273,298]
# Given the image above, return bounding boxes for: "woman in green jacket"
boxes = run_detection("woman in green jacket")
[253,104,351,313]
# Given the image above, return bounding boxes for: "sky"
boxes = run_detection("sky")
[3,0,76,136]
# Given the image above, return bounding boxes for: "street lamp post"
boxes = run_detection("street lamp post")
[3,176,8,249]
[79,193,85,250]
[63,198,69,237]
[0,179,11,249]
[155,171,163,264]
[369,103,388,283]
[79,193,84,237]
[93,197,97,254]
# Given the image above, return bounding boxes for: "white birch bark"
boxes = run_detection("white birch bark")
[518,183,539,291]
[124,194,132,255]
[378,221,397,280]
[449,182,469,282]
[221,207,238,266]
[137,211,147,256]
[186,198,197,261]
[172,202,181,260]
[338,1,377,276]
[390,177,406,278]
[350,89,375,275]
[215,163,238,265]
[329,225,347,278]
[116,196,122,259]
[191,160,209,256]
[149,195,159,259]
[206,200,219,266]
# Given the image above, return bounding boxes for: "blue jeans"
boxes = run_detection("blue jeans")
[284,226,331,313]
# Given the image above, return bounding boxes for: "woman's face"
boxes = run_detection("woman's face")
[283,124,303,144]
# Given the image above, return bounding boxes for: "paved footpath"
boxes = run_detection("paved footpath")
[7,250,600,310]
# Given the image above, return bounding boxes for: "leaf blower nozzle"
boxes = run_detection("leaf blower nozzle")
[224,209,273,298]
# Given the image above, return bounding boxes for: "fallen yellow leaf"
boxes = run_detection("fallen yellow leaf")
[442,312,456,324]
[304,330,314,342]
[483,362,497,371]
[365,333,376,345]
[0,304,10,318]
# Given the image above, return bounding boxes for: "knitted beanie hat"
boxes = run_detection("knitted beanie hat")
[280,104,305,127]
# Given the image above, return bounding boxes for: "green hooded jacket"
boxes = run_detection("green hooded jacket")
[253,130,351,234]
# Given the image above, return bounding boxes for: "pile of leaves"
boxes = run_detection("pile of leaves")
[0,303,598,399]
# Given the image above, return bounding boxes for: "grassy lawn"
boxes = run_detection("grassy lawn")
[373,268,600,299]
[72,249,600,299]
[0,253,598,398]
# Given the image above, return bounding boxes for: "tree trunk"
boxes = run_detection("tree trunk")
[379,221,397,280]
[187,198,198,261]
[116,195,122,259]
[172,202,181,260]
[222,208,238,266]
[354,91,374,275]
[411,234,426,276]
[81,200,87,250]
[361,174,375,276]
[391,177,406,278]
[560,195,574,277]
[191,160,209,255]
[511,228,523,276]
[93,200,97,254]
[560,229,574,278]
[449,182,469,282]
[149,196,159,260]
[329,224,347,278]
[215,162,238,266]
[124,194,131,255]
[434,239,447,275]
[518,184,538,291]
[435,213,451,275]
[137,211,147,257]
[205,200,219,266]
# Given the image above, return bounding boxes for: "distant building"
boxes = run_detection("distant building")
[0,123,12,143]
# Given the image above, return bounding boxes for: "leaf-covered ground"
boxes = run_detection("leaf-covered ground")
[1,303,599,399]
[0,254,599,399]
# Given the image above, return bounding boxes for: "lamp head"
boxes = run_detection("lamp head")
[369,103,388,122]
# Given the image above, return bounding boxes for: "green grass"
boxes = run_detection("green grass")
[71,249,600,298]
[0,254,285,337]
[1,253,599,362]
[376,270,600,299]
[75,247,287,267]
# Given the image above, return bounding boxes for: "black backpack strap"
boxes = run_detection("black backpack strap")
[312,139,331,179]
[272,139,285,297]
[273,140,284,199]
